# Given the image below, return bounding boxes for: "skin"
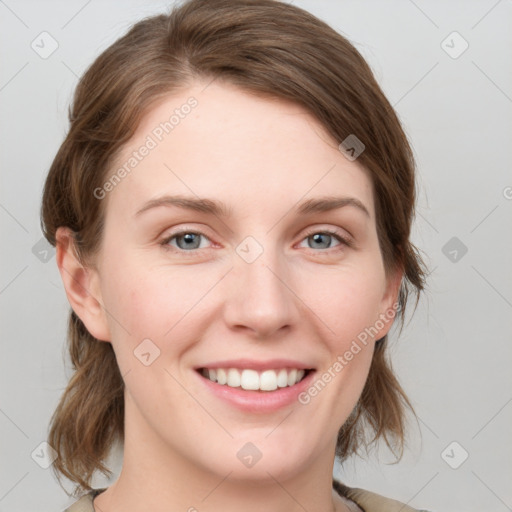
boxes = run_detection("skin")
[56,79,402,512]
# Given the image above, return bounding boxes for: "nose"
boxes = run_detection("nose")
[223,250,300,339]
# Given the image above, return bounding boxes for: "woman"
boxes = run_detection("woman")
[41,1,430,510]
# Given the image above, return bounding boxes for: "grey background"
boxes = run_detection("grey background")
[1,1,511,511]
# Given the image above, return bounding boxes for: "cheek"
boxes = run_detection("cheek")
[99,253,218,355]
[297,268,382,419]
[295,257,386,402]
[302,261,387,349]
[103,273,180,339]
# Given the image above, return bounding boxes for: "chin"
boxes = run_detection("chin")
[200,435,316,484]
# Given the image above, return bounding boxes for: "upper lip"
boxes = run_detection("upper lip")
[194,358,315,371]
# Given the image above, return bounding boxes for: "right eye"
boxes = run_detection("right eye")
[161,230,213,253]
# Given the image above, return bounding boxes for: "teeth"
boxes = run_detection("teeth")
[260,370,278,391]
[227,368,241,387]
[201,367,309,391]
[287,369,297,386]
[241,369,259,390]
[217,368,227,385]
[277,369,288,388]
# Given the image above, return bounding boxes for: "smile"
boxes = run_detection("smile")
[194,365,318,414]
[198,367,311,391]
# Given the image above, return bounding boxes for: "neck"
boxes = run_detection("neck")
[95,450,345,512]
[93,393,350,512]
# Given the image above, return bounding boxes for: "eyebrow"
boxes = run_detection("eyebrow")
[134,194,370,218]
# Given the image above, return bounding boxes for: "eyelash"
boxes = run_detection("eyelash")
[160,227,353,256]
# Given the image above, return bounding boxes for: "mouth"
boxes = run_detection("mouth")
[196,367,314,392]
[193,359,317,412]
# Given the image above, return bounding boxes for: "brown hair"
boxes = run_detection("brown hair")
[41,0,428,497]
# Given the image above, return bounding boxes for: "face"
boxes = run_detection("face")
[65,79,401,483]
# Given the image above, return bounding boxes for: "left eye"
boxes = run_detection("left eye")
[298,230,349,250]
[161,229,351,253]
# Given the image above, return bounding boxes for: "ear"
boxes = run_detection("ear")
[55,227,111,342]
[375,265,404,339]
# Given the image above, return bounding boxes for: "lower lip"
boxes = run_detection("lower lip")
[195,369,316,413]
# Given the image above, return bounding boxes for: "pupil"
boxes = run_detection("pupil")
[312,233,328,248]
[179,233,200,249]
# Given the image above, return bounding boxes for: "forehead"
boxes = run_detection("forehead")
[104,80,374,219]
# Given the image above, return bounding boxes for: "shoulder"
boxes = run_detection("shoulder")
[333,478,433,512]
[62,488,107,512]
[65,483,434,512]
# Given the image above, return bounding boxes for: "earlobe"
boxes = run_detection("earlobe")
[376,266,404,339]
[55,227,111,342]
[384,266,403,312]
